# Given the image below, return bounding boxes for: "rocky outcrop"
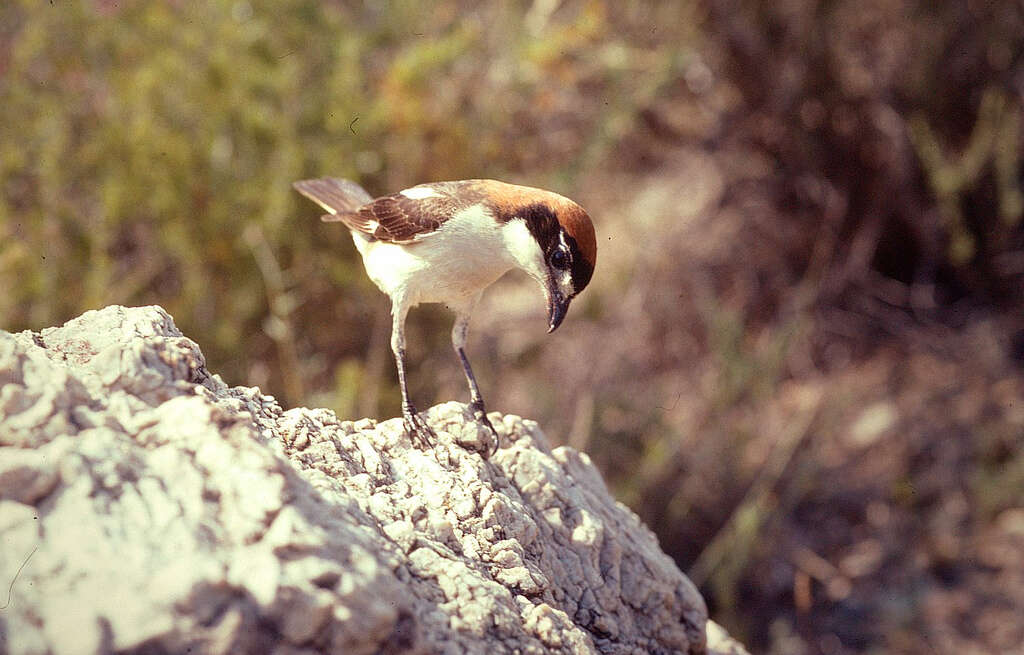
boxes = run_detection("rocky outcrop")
[0,305,746,655]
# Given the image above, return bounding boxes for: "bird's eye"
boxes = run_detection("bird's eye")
[550,249,569,270]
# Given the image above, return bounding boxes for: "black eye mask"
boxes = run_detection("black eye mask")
[516,202,594,295]
[564,232,593,295]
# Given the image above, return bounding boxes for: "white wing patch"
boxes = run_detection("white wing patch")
[399,186,441,200]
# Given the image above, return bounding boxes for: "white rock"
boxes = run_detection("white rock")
[0,305,743,654]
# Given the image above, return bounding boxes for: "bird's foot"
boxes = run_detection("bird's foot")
[402,403,436,449]
[470,399,500,457]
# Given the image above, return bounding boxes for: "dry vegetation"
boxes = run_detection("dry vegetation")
[2,1,1023,653]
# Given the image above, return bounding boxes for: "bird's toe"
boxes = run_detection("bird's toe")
[402,406,436,449]
[469,400,500,456]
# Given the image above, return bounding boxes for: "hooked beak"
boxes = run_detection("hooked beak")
[546,285,571,334]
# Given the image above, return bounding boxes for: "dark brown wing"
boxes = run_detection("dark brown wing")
[295,179,485,244]
[348,182,483,244]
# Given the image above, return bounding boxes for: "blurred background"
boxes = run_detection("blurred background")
[2,1,1023,652]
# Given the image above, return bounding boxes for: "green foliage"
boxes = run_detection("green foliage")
[1,0,375,397]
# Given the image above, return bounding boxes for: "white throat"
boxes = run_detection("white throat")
[500,219,547,283]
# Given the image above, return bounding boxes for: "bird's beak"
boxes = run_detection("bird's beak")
[546,285,571,334]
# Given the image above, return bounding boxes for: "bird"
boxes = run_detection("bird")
[293,177,597,456]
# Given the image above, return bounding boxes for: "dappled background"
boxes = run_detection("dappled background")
[2,1,1023,653]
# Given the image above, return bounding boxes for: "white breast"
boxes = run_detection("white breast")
[354,204,520,312]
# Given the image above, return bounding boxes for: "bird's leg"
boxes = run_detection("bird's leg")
[452,311,499,456]
[391,304,434,448]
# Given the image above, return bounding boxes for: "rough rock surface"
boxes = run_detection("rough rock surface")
[0,305,746,655]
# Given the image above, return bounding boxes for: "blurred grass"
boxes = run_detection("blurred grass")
[2,1,1024,654]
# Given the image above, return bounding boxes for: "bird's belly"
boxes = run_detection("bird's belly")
[415,261,507,305]
[358,238,512,310]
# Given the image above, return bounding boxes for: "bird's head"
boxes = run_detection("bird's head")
[485,182,597,333]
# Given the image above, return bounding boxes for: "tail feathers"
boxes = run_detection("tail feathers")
[292,178,373,217]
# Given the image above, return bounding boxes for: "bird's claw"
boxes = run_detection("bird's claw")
[470,399,500,457]
[402,404,436,449]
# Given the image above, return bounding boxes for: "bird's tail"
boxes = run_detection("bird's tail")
[292,177,373,222]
